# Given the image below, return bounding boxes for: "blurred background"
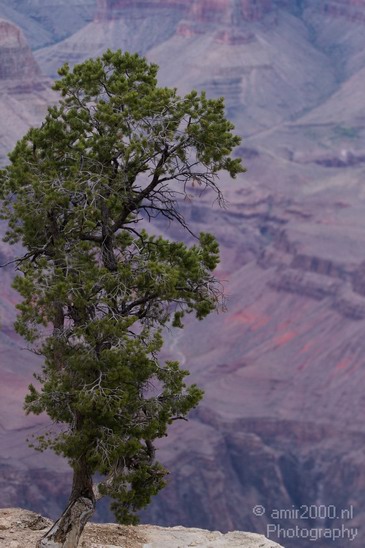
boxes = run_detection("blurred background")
[1,1,365,546]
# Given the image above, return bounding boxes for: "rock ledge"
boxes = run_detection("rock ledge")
[0,508,284,547]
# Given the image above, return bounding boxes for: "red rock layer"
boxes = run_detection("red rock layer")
[0,19,40,81]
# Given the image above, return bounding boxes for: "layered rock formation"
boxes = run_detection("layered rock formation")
[139,184,365,547]
[149,7,336,134]
[0,18,39,81]
[309,0,365,24]
[176,0,273,44]
[0,0,96,49]
[95,0,273,23]
[186,0,272,24]
[36,0,188,77]
[96,0,188,20]
[3,2,365,548]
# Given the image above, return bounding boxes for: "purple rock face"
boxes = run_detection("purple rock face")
[96,0,189,16]
[0,19,40,80]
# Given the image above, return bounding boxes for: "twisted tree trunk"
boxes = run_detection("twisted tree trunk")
[37,462,95,548]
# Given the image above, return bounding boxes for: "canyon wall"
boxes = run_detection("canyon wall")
[2,3,365,548]
[0,18,39,81]
[0,19,55,161]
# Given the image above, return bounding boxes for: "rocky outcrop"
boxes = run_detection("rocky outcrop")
[269,268,365,320]
[260,224,365,319]
[269,269,341,300]
[176,0,273,42]
[332,291,365,320]
[293,149,365,168]
[187,0,272,24]
[0,20,55,163]
[290,253,350,280]
[94,0,273,47]
[0,18,40,81]
[352,261,365,295]
[0,508,284,548]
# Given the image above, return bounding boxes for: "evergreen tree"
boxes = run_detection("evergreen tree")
[0,50,244,547]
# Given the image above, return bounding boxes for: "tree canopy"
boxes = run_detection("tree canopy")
[0,49,244,547]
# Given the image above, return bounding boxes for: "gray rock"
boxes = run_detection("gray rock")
[0,508,284,548]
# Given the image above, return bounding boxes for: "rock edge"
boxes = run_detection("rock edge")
[0,508,284,547]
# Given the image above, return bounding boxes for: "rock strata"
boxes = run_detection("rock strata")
[5,2,365,548]
[95,0,188,21]
[310,0,365,24]
[96,0,272,23]
[187,0,272,24]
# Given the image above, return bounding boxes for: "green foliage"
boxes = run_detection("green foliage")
[0,49,243,523]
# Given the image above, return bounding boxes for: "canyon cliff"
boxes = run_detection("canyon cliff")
[1,2,365,548]
[0,19,55,164]
[0,0,95,49]
[0,18,39,80]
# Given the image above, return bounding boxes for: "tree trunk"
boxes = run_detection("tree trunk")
[37,462,95,548]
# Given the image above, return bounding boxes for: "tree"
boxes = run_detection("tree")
[0,50,244,547]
